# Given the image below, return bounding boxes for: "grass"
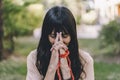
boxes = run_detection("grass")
[95,62,120,80]
[0,36,120,80]
[0,58,26,80]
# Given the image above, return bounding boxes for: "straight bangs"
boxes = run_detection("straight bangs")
[47,18,70,36]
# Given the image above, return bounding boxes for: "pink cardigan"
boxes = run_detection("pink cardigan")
[26,49,94,80]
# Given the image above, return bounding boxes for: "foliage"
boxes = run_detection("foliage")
[0,0,3,60]
[3,0,44,52]
[3,0,44,37]
[99,20,120,54]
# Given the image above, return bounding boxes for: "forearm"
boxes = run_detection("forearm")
[60,49,71,79]
[44,65,56,80]
[60,58,71,79]
[44,50,58,80]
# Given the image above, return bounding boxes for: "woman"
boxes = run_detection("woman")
[26,6,94,80]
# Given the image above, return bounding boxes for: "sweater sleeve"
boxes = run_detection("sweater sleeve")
[79,50,95,80]
[26,50,43,80]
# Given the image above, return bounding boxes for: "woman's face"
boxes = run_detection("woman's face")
[48,31,71,45]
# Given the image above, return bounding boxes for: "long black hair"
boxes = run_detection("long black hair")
[36,6,84,80]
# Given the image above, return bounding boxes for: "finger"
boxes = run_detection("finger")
[59,32,63,42]
[59,41,67,48]
[60,44,68,50]
[50,42,59,51]
[50,42,57,51]
[55,41,67,50]
[50,47,53,51]
[55,32,59,42]
[63,45,68,50]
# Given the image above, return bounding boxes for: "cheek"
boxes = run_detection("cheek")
[63,37,71,45]
[49,37,55,44]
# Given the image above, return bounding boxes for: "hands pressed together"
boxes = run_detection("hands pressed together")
[50,32,68,52]
[50,32,68,66]
[46,32,72,80]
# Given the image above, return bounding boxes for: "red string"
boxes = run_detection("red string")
[56,50,74,80]
[60,50,69,58]
[67,57,74,80]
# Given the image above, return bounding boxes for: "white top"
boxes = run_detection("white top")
[26,49,94,80]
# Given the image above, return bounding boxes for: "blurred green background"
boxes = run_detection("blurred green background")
[0,0,120,80]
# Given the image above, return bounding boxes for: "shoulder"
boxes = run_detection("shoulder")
[27,49,37,59]
[79,49,95,80]
[27,49,37,64]
[79,49,94,64]
[26,49,44,80]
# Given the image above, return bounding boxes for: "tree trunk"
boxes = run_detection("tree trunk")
[0,0,3,61]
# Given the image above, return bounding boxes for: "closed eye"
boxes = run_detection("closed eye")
[62,34,69,38]
[49,34,56,38]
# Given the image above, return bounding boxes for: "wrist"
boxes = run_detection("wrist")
[59,49,69,58]
[60,58,68,67]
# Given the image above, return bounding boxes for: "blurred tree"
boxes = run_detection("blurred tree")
[99,20,120,55]
[3,0,44,53]
[0,0,3,60]
[3,0,23,52]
